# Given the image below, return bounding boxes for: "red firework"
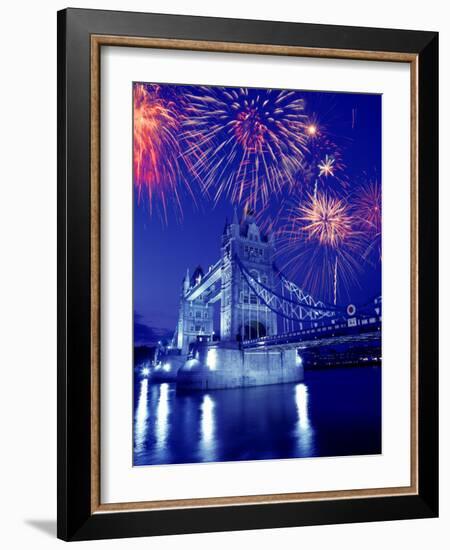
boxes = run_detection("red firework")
[133,83,187,222]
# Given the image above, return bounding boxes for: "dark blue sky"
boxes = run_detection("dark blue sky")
[134,86,381,345]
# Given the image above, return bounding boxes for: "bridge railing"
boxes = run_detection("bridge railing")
[243,314,381,348]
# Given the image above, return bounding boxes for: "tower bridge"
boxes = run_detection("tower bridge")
[152,209,381,390]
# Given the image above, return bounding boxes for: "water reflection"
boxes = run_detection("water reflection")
[134,378,149,452]
[199,395,216,461]
[294,383,314,455]
[155,383,170,450]
[133,367,381,466]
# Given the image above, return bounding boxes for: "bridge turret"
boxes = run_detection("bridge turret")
[183,268,190,294]
[220,207,278,341]
[176,263,215,354]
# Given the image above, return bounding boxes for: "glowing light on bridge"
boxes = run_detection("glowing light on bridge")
[206,348,218,371]
[181,86,309,209]
[141,365,150,377]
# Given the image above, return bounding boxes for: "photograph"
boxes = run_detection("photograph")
[132,82,383,467]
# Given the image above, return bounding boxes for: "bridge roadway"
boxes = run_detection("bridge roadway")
[242,315,381,351]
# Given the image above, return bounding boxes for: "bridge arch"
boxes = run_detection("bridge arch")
[238,320,267,340]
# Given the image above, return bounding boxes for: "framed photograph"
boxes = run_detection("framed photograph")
[57,8,438,541]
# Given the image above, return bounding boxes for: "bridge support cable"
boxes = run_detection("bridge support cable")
[235,256,339,324]
[275,262,382,318]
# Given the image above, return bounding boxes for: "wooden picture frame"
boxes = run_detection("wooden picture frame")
[57,8,438,541]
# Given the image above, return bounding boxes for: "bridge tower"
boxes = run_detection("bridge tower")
[176,266,214,354]
[220,208,278,341]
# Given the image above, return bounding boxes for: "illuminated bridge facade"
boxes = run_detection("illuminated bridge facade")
[153,209,381,390]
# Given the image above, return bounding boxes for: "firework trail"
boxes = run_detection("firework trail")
[298,91,355,196]
[133,83,193,223]
[181,86,309,210]
[277,191,364,305]
[333,256,338,306]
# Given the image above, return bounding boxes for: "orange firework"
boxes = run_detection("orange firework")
[133,83,187,222]
[299,192,352,248]
[278,191,363,304]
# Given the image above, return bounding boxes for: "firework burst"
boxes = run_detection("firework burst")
[297,103,350,197]
[317,154,336,178]
[133,83,192,223]
[181,86,309,209]
[353,179,382,262]
[299,192,352,247]
[354,180,381,234]
[278,191,364,305]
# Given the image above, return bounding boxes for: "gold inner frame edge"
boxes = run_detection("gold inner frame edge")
[90,34,419,514]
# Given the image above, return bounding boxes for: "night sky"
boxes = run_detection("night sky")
[133,84,381,345]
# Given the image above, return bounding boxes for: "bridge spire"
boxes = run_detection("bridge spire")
[183,268,190,293]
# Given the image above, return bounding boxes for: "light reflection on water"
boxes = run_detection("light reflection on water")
[134,378,149,452]
[155,383,170,451]
[133,367,381,466]
[295,384,313,455]
[199,395,216,461]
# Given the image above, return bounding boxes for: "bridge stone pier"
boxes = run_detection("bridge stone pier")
[176,341,303,391]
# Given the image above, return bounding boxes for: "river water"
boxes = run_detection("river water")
[133,366,381,466]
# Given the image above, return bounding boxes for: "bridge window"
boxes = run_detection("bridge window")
[204,312,208,319]
[195,311,202,318]
[250,294,258,305]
